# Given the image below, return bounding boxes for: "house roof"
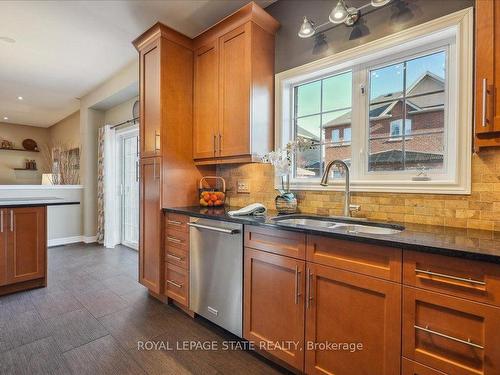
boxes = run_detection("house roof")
[323,71,445,128]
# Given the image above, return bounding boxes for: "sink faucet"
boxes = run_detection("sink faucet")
[320,159,359,217]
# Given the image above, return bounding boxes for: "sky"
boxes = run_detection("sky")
[295,50,446,138]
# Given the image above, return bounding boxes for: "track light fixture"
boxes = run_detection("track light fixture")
[298,0,391,38]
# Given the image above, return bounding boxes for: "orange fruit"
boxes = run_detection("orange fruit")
[214,200,223,206]
[210,194,218,202]
[208,200,214,206]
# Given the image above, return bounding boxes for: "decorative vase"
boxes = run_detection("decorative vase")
[275,192,297,214]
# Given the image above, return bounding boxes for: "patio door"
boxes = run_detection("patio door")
[120,130,139,250]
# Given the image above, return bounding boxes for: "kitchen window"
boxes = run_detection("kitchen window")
[276,9,472,194]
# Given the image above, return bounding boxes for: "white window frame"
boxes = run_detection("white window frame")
[275,8,473,194]
[389,119,412,138]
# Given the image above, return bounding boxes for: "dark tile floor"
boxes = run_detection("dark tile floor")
[0,243,288,375]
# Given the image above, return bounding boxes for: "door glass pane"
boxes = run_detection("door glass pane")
[122,135,139,248]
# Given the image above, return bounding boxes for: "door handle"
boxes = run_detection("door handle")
[306,268,313,308]
[218,133,222,154]
[10,210,13,232]
[482,78,488,127]
[213,134,217,157]
[135,161,139,182]
[294,265,302,304]
[187,222,239,234]
[154,131,160,152]
[0,210,3,233]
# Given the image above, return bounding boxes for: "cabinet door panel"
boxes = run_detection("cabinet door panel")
[219,23,251,157]
[6,207,46,284]
[402,358,448,375]
[244,248,305,371]
[305,263,401,375]
[140,40,161,157]
[139,157,162,293]
[194,42,219,159]
[403,286,500,375]
[0,210,7,286]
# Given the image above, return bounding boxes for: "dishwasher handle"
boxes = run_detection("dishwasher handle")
[188,222,240,235]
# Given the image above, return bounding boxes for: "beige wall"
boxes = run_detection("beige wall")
[49,110,80,147]
[104,96,138,126]
[0,122,50,184]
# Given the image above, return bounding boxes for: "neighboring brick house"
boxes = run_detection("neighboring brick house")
[297,71,445,175]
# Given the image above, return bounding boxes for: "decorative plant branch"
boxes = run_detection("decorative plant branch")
[262,137,318,194]
[40,142,80,185]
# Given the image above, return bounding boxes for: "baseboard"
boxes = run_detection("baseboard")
[48,234,98,247]
[48,236,83,247]
[83,235,98,244]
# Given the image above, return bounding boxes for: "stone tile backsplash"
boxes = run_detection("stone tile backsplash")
[217,148,500,231]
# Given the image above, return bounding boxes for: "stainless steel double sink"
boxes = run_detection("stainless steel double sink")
[270,215,404,235]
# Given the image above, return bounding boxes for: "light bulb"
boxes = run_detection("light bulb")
[298,17,316,38]
[371,0,391,7]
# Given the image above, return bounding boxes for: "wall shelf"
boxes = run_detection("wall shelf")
[0,148,39,153]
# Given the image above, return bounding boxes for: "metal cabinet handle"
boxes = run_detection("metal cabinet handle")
[306,268,313,308]
[155,131,160,151]
[218,133,222,154]
[187,222,239,234]
[167,254,184,261]
[10,210,13,232]
[0,210,3,233]
[213,134,217,157]
[167,220,182,226]
[166,280,183,288]
[167,236,181,244]
[414,325,484,349]
[415,268,485,286]
[153,159,160,180]
[482,78,488,127]
[294,266,300,304]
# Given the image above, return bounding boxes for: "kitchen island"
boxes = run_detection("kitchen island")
[0,198,79,296]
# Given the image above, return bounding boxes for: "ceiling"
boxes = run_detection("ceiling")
[0,0,275,127]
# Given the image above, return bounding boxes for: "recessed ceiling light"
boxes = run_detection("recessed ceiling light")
[0,36,16,44]
[3,117,8,120]
[17,96,23,100]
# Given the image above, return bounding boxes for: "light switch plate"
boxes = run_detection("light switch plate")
[237,179,250,193]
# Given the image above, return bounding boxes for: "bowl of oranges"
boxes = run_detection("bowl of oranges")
[199,176,226,207]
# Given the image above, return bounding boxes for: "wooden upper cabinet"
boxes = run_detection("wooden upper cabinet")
[139,39,161,158]
[244,248,305,371]
[305,263,401,375]
[194,41,219,160]
[193,2,279,164]
[5,207,46,285]
[139,157,163,294]
[475,0,500,148]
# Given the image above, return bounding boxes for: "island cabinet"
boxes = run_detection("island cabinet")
[192,2,279,165]
[243,226,402,374]
[474,0,500,149]
[0,206,46,295]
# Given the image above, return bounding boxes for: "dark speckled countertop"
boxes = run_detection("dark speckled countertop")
[165,206,500,264]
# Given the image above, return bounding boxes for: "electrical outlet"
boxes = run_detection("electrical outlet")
[237,179,250,193]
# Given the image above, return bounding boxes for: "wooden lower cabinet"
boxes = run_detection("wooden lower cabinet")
[305,263,401,375]
[243,247,306,371]
[403,286,500,375]
[139,157,163,294]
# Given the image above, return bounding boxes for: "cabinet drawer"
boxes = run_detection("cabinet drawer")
[403,286,500,375]
[403,251,500,307]
[306,235,402,281]
[166,246,188,269]
[402,358,447,375]
[165,263,188,307]
[244,225,306,259]
[165,227,188,251]
[165,213,189,232]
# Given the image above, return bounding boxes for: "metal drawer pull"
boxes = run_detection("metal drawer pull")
[155,131,161,151]
[414,325,484,350]
[167,236,181,244]
[415,268,486,286]
[166,280,183,288]
[306,268,313,308]
[167,220,182,226]
[482,78,488,127]
[167,254,184,261]
[10,210,13,232]
[187,222,240,235]
[0,210,3,233]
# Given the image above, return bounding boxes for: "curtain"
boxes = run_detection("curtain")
[96,126,105,244]
[103,125,118,248]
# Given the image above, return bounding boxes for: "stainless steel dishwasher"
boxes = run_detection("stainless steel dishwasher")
[188,217,243,337]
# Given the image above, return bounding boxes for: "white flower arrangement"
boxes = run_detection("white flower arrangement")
[262,138,317,193]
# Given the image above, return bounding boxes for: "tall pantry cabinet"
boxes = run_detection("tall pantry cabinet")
[133,24,207,296]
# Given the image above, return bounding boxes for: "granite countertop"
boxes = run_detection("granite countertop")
[165,206,500,264]
[0,197,80,207]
